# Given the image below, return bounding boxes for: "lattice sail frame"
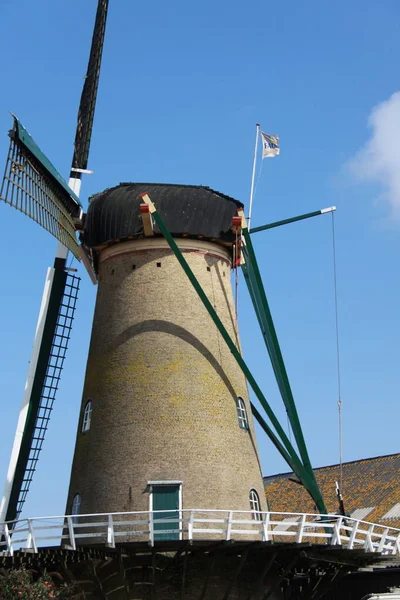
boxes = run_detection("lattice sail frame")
[15,274,80,519]
[0,119,81,258]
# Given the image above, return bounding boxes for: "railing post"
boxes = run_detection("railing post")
[331,516,343,546]
[3,524,14,557]
[377,527,389,553]
[67,517,76,551]
[262,512,271,542]
[364,524,374,552]
[347,520,359,549]
[107,514,115,548]
[226,511,233,541]
[149,510,154,547]
[188,511,194,542]
[26,523,32,550]
[393,534,400,556]
[296,514,306,543]
[26,519,38,553]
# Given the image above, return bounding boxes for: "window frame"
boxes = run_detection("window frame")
[249,489,262,521]
[236,397,249,430]
[82,399,92,433]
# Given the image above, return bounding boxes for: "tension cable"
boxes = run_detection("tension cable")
[331,211,343,490]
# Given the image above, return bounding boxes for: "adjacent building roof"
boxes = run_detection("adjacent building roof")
[264,453,400,528]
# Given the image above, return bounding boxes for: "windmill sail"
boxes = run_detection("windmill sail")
[0,0,109,525]
[0,117,81,258]
[71,0,109,177]
[2,272,80,523]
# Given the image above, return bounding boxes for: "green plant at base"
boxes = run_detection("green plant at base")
[0,570,76,599]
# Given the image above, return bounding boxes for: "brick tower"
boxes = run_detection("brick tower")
[66,183,266,525]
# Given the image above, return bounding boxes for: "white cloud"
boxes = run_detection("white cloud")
[349,91,400,218]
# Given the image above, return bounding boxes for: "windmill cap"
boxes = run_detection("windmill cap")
[84,182,244,250]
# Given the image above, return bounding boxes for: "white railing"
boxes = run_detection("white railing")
[1,510,399,557]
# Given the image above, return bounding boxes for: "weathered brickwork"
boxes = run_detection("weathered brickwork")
[66,238,265,519]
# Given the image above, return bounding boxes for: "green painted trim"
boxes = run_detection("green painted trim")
[250,210,323,234]
[13,117,81,209]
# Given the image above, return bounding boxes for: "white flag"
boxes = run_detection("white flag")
[260,131,280,158]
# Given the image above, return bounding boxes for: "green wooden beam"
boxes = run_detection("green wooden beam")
[250,207,336,234]
[242,227,313,468]
[251,405,323,504]
[241,226,326,513]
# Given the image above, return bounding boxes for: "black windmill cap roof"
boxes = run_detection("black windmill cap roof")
[85,182,244,248]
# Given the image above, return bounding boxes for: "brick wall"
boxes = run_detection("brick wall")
[66,238,266,521]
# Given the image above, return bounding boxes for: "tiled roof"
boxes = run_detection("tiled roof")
[264,453,400,528]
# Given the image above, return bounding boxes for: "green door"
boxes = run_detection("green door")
[152,484,180,541]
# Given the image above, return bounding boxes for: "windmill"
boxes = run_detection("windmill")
[2,5,399,598]
[0,0,329,535]
[0,0,109,526]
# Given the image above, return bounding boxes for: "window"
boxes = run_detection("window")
[82,400,92,432]
[236,397,249,430]
[71,493,81,523]
[249,489,262,521]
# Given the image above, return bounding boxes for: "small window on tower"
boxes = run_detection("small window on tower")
[82,400,92,433]
[236,397,249,430]
[71,493,81,523]
[249,489,262,521]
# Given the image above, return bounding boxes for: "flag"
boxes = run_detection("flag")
[260,131,280,158]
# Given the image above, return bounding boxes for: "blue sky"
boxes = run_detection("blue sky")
[0,0,399,519]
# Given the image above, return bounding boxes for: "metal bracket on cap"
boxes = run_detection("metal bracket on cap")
[231,215,242,233]
[234,209,247,265]
[139,193,155,236]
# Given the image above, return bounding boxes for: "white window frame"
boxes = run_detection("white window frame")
[236,397,249,430]
[82,399,92,433]
[148,480,183,541]
[71,493,81,523]
[249,489,262,521]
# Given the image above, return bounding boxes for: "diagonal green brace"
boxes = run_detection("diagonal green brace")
[250,405,323,504]
[241,227,325,507]
[140,194,326,513]
[242,228,314,470]
[242,244,297,420]
[241,252,291,413]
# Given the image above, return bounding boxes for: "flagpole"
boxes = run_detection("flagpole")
[248,123,260,231]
